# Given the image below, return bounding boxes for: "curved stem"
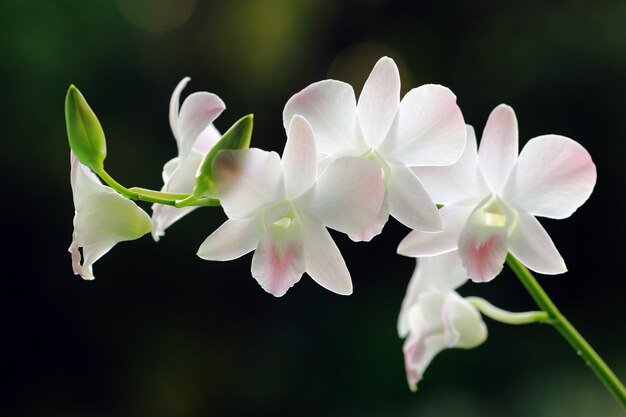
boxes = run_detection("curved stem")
[466,296,550,325]
[506,254,626,410]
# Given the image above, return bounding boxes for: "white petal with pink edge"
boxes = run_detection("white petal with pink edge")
[282,80,365,156]
[379,84,466,167]
[282,115,317,198]
[196,216,266,262]
[503,134,596,219]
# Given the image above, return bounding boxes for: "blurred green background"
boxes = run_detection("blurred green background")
[2,0,625,416]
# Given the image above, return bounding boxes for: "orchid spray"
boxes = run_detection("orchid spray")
[64,57,626,411]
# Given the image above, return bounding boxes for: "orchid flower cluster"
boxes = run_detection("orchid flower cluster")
[65,57,626,408]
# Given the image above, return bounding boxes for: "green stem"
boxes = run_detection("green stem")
[466,296,550,325]
[97,170,177,206]
[128,187,191,201]
[506,254,626,410]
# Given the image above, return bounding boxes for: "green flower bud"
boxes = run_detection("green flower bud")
[65,85,107,173]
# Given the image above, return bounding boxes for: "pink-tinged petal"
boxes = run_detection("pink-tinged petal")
[283,80,367,156]
[302,221,352,295]
[177,92,225,159]
[348,199,389,242]
[193,124,221,154]
[251,220,305,297]
[214,149,285,219]
[412,125,488,206]
[169,77,190,140]
[442,292,487,348]
[161,157,179,183]
[508,212,567,274]
[151,205,196,242]
[403,330,446,391]
[197,216,265,261]
[379,84,466,167]
[457,218,508,283]
[297,156,384,235]
[477,104,518,193]
[397,205,473,257]
[357,56,400,147]
[503,135,596,219]
[282,115,317,198]
[387,164,443,233]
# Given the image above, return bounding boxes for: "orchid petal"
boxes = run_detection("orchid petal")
[508,212,567,274]
[213,149,285,219]
[503,135,596,219]
[387,164,442,233]
[283,80,366,155]
[412,125,487,206]
[397,205,472,257]
[302,221,352,295]
[193,124,221,154]
[477,104,518,193]
[357,56,400,147]
[196,216,264,261]
[251,220,305,297]
[282,115,317,198]
[398,252,469,337]
[169,77,190,141]
[379,84,466,167]
[70,155,152,280]
[348,199,389,242]
[177,92,225,159]
[457,195,515,283]
[442,292,488,348]
[298,156,384,235]
[151,149,205,241]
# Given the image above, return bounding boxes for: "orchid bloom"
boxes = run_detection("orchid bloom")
[398,104,597,282]
[398,251,487,390]
[283,56,466,241]
[151,77,225,241]
[69,153,152,280]
[197,115,384,296]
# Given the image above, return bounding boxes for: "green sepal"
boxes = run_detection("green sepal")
[193,114,253,197]
[65,85,107,173]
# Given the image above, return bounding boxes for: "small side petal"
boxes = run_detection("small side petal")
[503,135,597,219]
[403,331,446,390]
[302,221,353,295]
[380,84,466,167]
[197,216,264,261]
[508,212,567,275]
[387,164,443,233]
[442,292,488,348]
[397,205,472,257]
[283,80,365,155]
[282,115,317,198]
[214,149,285,219]
[357,56,400,147]
[169,77,191,141]
[193,124,221,154]
[477,104,518,193]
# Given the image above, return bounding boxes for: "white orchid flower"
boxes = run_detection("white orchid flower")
[151,77,225,241]
[69,153,152,280]
[197,115,384,296]
[283,56,466,241]
[398,104,597,282]
[398,252,487,390]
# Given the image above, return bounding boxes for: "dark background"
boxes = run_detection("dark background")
[2,0,625,416]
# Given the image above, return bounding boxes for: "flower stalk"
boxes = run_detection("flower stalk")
[506,254,626,410]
